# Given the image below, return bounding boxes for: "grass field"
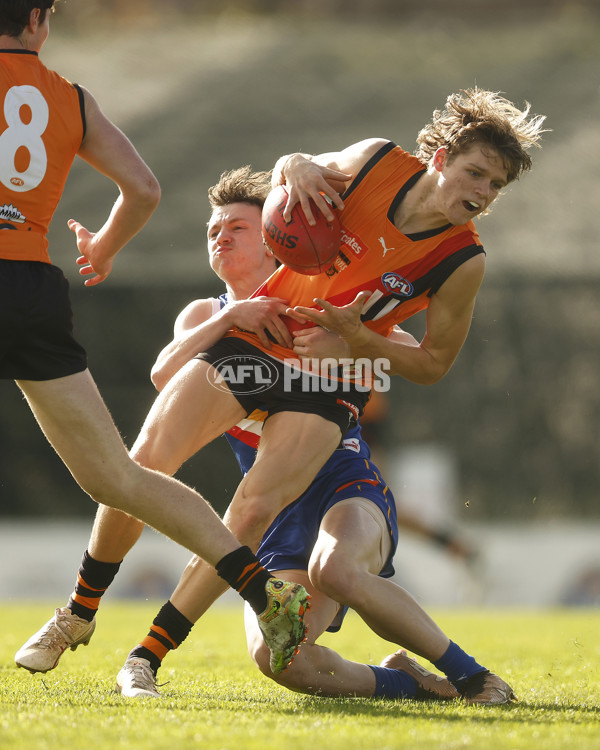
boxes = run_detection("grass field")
[1,604,599,750]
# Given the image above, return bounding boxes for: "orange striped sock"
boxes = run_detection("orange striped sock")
[67,550,121,621]
[215,546,271,614]
[127,601,193,675]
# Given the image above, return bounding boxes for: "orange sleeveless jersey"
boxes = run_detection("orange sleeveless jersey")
[228,141,484,361]
[0,50,85,263]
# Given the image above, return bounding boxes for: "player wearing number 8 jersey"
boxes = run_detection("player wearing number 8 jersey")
[1,1,311,675]
[0,45,84,263]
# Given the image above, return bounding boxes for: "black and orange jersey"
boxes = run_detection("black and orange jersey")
[228,142,484,361]
[0,49,85,264]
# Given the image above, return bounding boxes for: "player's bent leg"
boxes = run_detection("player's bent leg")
[130,401,329,674]
[244,571,455,700]
[310,502,512,703]
[309,499,451,660]
[129,359,245,475]
[222,411,342,550]
[244,570,378,696]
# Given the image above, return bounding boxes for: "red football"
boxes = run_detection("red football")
[261,184,341,275]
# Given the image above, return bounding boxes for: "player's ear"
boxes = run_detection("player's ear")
[28,7,41,30]
[432,147,448,173]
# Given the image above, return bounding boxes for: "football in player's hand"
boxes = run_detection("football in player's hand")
[262,184,341,275]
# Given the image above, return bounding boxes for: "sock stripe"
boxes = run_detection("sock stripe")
[138,634,170,662]
[76,574,106,594]
[237,562,259,583]
[127,602,195,675]
[71,592,103,610]
[216,546,271,614]
[73,583,105,598]
[150,625,178,650]
[67,552,121,621]
[237,565,264,593]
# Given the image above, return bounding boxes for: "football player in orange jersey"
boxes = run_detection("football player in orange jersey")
[18,167,512,704]
[274,93,546,354]
[78,90,542,667]
[109,91,539,704]
[16,74,542,696]
[1,1,311,674]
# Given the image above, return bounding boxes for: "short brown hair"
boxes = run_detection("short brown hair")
[0,0,55,37]
[207,166,272,210]
[415,88,546,183]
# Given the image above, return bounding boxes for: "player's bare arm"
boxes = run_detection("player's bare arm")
[290,254,485,385]
[151,299,214,391]
[273,138,388,224]
[151,295,293,391]
[72,87,161,286]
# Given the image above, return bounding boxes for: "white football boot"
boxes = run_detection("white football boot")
[115,658,161,698]
[15,607,96,673]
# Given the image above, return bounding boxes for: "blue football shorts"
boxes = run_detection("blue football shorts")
[257,450,399,632]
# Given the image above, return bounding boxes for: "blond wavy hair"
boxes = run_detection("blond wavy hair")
[415,88,546,182]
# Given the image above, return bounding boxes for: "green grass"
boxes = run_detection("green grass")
[1,604,599,750]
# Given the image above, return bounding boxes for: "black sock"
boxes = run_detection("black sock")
[128,600,194,675]
[215,546,272,614]
[67,550,121,621]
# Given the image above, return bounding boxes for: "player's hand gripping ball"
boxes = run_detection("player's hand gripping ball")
[262,184,341,275]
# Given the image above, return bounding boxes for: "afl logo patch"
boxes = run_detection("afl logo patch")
[382,272,413,297]
[207,355,279,395]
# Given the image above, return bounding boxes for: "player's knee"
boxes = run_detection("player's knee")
[78,457,145,511]
[309,555,361,605]
[247,635,274,677]
[256,651,275,679]
[130,432,179,476]
[309,554,343,596]
[225,496,279,548]
[248,634,318,694]
[76,461,130,505]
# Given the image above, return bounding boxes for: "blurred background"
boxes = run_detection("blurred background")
[1,0,599,607]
